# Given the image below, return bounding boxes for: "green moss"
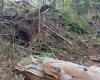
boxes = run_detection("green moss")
[39,51,53,58]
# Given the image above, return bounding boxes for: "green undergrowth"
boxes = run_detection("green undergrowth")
[50,9,91,34]
[38,51,54,58]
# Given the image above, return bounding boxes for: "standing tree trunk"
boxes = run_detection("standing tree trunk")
[84,0,91,15]
[75,0,80,15]
[1,0,4,12]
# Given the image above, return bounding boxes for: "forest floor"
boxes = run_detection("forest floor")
[0,3,100,80]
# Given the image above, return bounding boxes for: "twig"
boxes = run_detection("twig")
[38,7,41,45]
[12,27,15,54]
[0,34,11,35]
[43,24,72,45]
[45,44,67,60]
[0,22,13,33]
[0,40,40,54]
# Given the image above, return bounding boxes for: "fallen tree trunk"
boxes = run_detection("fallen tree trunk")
[14,56,100,80]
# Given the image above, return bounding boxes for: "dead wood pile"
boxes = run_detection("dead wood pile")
[0,3,100,65]
[0,3,73,56]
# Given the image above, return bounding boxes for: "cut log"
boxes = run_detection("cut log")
[14,56,100,80]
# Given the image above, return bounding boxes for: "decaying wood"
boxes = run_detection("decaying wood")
[32,4,54,17]
[90,56,100,62]
[43,24,72,45]
[14,56,100,80]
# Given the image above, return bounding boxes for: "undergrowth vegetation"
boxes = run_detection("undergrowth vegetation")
[0,0,100,79]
